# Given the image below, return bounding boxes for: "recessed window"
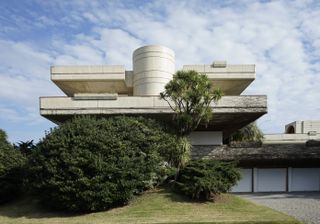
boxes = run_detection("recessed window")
[286,125,295,134]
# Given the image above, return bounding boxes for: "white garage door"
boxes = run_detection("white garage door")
[255,168,286,192]
[232,169,252,192]
[290,168,320,192]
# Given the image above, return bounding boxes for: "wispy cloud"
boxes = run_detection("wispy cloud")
[0,0,319,142]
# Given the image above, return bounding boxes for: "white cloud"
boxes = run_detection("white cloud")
[1,0,320,142]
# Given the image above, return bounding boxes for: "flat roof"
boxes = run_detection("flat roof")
[51,65,129,96]
[183,64,255,95]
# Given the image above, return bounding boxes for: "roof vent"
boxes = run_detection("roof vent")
[211,61,227,68]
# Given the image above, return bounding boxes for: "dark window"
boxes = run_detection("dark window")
[286,126,295,134]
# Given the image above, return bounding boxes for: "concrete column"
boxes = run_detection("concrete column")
[132,45,175,96]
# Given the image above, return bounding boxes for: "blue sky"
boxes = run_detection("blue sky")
[0,0,319,143]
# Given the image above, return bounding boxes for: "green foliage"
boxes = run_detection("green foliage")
[28,116,181,212]
[0,129,9,148]
[14,140,36,156]
[174,160,240,201]
[160,70,223,136]
[175,137,191,168]
[230,122,264,142]
[0,129,26,204]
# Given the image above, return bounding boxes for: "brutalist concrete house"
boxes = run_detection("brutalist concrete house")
[40,45,320,193]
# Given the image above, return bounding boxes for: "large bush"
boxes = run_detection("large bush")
[0,129,26,204]
[28,116,180,212]
[174,160,240,201]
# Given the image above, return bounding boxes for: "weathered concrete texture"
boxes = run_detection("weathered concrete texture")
[191,144,320,166]
[40,95,266,114]
[183,64,255,95]
[51,65,129,96]
[285,120,320,134]
[40,95,267,135]
[264,133,320,144]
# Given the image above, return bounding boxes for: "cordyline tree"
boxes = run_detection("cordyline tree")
[160,70,223,136]
[160,70,223,171]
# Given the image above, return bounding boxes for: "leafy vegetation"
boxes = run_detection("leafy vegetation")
[174,160,240,200]
[160,70,223,136]
[160,70,223,174]
[14,140,36,157]
[229,122,264,143]
[28,116,181,212]
[0,129,26,204]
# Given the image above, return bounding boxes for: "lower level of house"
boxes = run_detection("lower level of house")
[232,167,320,192]
[192,143,320,193]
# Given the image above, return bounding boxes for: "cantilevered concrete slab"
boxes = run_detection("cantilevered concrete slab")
[51,63,255,97]
[41,45,266,139]
[40,95,267,138]
[183,64,255,95]
[51,65,130,96]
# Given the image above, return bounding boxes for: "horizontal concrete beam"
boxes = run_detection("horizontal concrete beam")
[183,64,255,75]
[40,95,267,113]
[40,96,267,136]
[51,65,128,96]
[264,133,320,144]
[182,64,255,95]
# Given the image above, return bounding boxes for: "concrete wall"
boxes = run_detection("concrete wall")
[285,121,320,134]
[264,133,320,144]
[189,131,223,145]
[133,45,175,96]
[40,95,267,114]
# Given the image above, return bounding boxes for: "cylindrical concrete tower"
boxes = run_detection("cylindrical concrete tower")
[133,45,175,96]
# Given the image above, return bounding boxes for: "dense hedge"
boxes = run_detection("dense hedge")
[174,160,240,201]
[28,116,180,212]
[0,129,26,204]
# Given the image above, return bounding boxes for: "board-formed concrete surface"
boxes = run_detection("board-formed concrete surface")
[239,193,320,224]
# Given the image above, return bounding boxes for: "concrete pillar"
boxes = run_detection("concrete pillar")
[132,45,175,96]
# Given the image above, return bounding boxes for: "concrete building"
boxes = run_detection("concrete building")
[227,121,320,193]
[40,45,320,193]
[40,45,267,145]
[264,120,320,144]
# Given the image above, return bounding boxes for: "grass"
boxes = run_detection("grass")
[0,188,301,224]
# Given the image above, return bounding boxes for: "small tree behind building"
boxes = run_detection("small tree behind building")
[229,122,264,142]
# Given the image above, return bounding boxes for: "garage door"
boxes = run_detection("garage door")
[255,168,286,192]
[232,169,252,192]
[290,168,320,192]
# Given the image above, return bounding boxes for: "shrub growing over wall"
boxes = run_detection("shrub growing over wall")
[0,129,26,204]
[28,116,180,212]
[174,160,240,201]
[229,122,264,143]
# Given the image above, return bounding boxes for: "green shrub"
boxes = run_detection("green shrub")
[229,122,264,143]
[0,129,26,204]
[174,160,240,201]
[14,140,36,156]
[28,116,180,212]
